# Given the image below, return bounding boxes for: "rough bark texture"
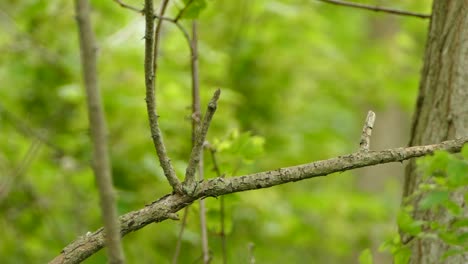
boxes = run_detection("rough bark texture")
[404,1,468,263]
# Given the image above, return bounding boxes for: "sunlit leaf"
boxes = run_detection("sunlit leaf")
[179,0,207,19]
[358,248,373,264]
[394,247,411,264]
[397,210,423,236]
[446,158,468,187]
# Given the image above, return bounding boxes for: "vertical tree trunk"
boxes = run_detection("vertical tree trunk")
[404,1,468,263]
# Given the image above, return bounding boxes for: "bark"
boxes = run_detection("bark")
[404,1,468,263]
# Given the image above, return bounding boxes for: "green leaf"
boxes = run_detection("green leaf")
[418,150,450,178]
[438,231,459,245]
[419,190,449,210]
[358,248,373,264]
[179,0,207,19]
[446,158,468,187]
[445,200,462,215]
[394,247,411,264]
[451,218,468,229]
[397,210,423,236]
[461,145,468,160]
[457,232,468,244]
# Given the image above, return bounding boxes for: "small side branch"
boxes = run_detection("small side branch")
[359,110,376,152]
[74,0,125,263]
[208,146,227,264]
[143,0,183,193]
[184,89,221,193]
[113,0,143,14]
[317,0,431,19]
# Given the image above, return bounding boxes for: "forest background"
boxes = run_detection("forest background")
[0,0,433,263]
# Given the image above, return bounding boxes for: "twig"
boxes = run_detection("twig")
[316,0,431,19]
[50,137,468,263]
[172,19,208,264]
[113,0,143,14]
[74,0,124,263]
[209,147,227,264]
[112,0,193,55]
[359,110,376,152]
[144,0,183,193]
[174,0,195,22]
[184,89,221,193]
[172,207,189,264]
[189,21,211,264]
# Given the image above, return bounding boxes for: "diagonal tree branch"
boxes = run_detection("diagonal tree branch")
[50,137,468,264]
[144,0,183,193]
[74,0,124,263]
[316,0,431,19]
[184,89,221,193]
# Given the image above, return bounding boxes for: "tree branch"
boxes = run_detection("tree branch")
[359,110,375,152]
[74,0,124,263]
[316,0,431,19]
[184,89,221,193]
[113,0,143,14]
[191,21,210,264]
[143,0,183,193]
[208,146,227,264]
[112,0,194,58]
[50,137,468,263]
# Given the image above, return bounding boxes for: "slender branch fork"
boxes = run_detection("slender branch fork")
[50,136,468,263]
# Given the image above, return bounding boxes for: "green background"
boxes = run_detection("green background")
[0,0,430,263]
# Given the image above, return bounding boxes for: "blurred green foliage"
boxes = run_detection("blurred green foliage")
[379,147,468,263]
[0,0,431,263]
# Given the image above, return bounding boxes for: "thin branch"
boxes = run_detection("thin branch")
[359,110,376,152]
[174,0,195,22]
[172,19,206,264]
[209,146,227,264]
[74,0,124,263]
[316,0,431,19]
[189,21,211,264]
[152,16,195,69]
[113,0,143,14]
[144,0,183,193]
[50,137,468,263]
[172,207,189,264]
[112,0,193,56]
[184,89,221,193]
